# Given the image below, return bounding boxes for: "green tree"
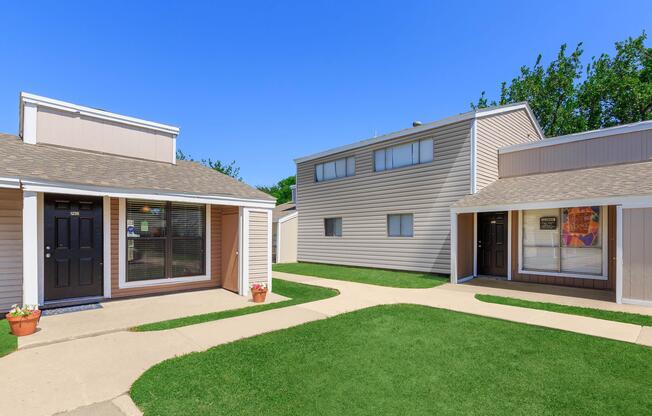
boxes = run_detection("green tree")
[473,33,652,137]
[257,175,296,205]
[176,149,242,181]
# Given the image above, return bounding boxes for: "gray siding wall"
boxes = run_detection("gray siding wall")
[248,210,269,285]
[476,109,542,190]
[0,189,22,311]
[296,120,472,274]
[499,128,652,178]
[622,208,652,302]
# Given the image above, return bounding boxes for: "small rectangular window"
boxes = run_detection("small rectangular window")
[388,214,413,237]
[315,157,356,182]
[324,217,342,237]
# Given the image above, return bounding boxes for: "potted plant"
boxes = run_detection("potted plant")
[250,282,268,303]
[5,304,41,337]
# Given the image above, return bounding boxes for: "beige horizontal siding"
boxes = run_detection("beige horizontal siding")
[499,128,652,178]
[0,189,22,311]
[622,208,652,302]
[248,210,269,284]
[476,109,541,190]
[297,120,472,274]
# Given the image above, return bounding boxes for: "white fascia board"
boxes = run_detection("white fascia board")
[20,92,180,136]
[451,194,652,214]
[0,176,21,189]
[277,211,298,224]
[499,120,652,154]
[19,179,276,209]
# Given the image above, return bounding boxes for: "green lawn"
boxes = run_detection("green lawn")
[132,278,338,332]
[273,262,448,288]
[131,304,652,415]
[476,294,652,327]
[0,319,17,358]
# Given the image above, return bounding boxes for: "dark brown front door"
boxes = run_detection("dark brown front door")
[477,212,507,277]
[44,195,104,301]
[221,211,239,292]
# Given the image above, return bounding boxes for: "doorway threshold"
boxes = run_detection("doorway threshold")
[42,296,105,310]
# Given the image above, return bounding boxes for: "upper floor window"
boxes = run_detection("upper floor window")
[374,138,433,172]
[315,157,355,182]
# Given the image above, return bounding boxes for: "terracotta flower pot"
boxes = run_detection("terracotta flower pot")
[251,289,268,303]
[5,310,41,337]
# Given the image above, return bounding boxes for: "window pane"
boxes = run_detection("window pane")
[392,143,413,168]
[172,239,204,277]
[561,248,602,275]
[346,157,355,176]
[388,215,401,237]
[523,247,560,271]
[334,218,342,236]
[324,161,336,180]
[374,150,385,171]
[172,203,205,238]
[420,139,433,163]
[127,200,166,237]
[385,148,393,170]
[335,158,346,178]
[315,164,324,182]
[127,239,165,281]
[401,214,413,237]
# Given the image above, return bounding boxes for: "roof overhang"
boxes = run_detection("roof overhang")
[19,92,180,137]
[276,211,298,223]
[17,178,275,209]
[294,102,543,164]
[499,120,652,154]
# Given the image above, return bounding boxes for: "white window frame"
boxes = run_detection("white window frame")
[119,199,211,289]
[517,207,608,280]
[374,138,433,172]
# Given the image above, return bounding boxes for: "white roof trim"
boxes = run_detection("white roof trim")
[20,92,180,136]
[0,176,20,189]
[451,194,652,214]
[19,178,275,209]
[294,102,542,164]
[499,120,652,154]
[277,211,298,224]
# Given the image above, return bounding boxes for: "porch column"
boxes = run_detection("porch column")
[22,191,39,306]
[450,211,458,284]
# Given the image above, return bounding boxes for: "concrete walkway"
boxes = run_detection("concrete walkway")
[2,272,651,416]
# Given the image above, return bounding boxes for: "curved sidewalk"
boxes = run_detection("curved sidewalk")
[1,272,650,415]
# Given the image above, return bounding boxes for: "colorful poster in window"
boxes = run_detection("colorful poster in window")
[561,206,600,247]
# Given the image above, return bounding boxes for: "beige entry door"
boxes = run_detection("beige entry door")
[221,211,239,292]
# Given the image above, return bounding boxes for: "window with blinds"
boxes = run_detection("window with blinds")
[126,200,206,282]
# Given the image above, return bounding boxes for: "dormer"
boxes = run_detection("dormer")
[19,92,179,164]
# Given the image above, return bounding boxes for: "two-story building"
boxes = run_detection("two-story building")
[0,93,274,311]
[294,103,543,275]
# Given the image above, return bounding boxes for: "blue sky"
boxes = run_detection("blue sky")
[1,1,650,186]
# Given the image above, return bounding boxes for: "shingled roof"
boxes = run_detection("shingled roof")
[453,161,652,209]
[0,133,274,201]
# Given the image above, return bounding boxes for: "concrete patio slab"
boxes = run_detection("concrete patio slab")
[20,288,287,349]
